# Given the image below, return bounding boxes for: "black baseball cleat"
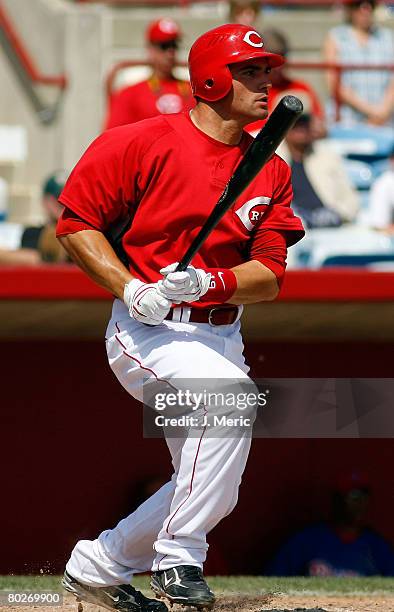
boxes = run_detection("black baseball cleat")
[150,565,215,610]
[62,570,168,612]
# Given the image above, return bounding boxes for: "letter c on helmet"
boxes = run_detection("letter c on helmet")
[243,31,264,48]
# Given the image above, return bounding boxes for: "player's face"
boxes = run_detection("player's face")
[228,59,272,123]
[287,124,311,146]
[148,41,178,78]
[348,1,375,30]
[43,194,64,223]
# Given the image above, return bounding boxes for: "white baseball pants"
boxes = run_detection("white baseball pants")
[66,299,254,586]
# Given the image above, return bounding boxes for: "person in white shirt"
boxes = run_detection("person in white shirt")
[368,147,394,233]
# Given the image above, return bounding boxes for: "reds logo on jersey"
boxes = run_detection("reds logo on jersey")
[243,30,264,48]
[235,196,271,231]
[156,94,184,114]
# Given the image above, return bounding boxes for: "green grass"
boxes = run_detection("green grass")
[0,575,394,596]
[0,576,62,590]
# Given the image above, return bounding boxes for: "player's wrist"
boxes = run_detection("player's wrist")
[199,268,237,304]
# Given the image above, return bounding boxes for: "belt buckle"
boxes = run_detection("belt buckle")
[208,307,221,326]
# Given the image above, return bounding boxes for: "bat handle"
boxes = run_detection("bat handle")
[175,231,210,272]
[176,252,193,272]
[176,262,188,272]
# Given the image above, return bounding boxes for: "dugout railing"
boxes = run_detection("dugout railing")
[0,3,68,124]
[2,266,394,301]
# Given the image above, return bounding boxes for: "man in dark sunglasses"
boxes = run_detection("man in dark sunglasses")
[105,18,194,129]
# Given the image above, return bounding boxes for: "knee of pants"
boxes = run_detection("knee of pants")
[203,379,259,424]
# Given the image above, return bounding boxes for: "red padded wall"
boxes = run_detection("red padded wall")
[2,340,393,575]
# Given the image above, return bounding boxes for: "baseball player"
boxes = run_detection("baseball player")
[57,24,304,612]
[104,18,195,130]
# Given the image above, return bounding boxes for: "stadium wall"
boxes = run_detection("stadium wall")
[2,266,394,575]
[2,339,394,575]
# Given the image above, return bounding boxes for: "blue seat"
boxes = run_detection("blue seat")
[343,159,374,190]
[321,253,394,267]
[287,227,394,269]
[370,158,390,178]
[328,124,394,164]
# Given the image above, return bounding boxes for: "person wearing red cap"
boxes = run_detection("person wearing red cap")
[104,18,195,130]
[57,24,304,610]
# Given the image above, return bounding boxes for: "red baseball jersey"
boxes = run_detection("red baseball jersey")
[59,113,304,307]
[104,78,195,130]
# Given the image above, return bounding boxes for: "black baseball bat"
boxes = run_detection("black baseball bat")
[176,95,303,272]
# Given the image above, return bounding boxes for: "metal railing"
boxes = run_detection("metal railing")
[290,61,394,122]
[0,3,68,125]
[106,59,394,122]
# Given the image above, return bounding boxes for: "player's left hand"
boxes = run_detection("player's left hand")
[158,263,211,303]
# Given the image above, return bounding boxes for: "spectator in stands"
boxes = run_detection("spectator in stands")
[368,145,394,232]
[104,19,195,130]
[277,113,359,229]
[265,470,394,576]
[0,176,9,221]
[323,0,394,126]
[228,0,262,27]
[0,170,68,265]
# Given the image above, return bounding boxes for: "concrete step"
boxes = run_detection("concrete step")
[8,184,43,225]
[0,161,19,185]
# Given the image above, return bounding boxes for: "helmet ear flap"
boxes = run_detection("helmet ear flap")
[191,64,233,102]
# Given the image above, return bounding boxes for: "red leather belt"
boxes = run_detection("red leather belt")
[165,305,239,326]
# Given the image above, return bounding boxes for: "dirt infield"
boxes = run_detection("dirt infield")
[198,594,394,611]
[2,593,394,612]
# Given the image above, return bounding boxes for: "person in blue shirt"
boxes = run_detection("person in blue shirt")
[265,470,394,576]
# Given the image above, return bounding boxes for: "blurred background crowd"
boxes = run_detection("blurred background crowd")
[0,0,393,268]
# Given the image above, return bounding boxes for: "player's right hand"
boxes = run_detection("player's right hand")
[124,279,172,326]
[158,263,211,303]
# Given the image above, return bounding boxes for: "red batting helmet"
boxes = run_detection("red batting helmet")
[188,24,284,102]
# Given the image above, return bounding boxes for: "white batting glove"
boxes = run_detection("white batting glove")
[158,263,211,304]
[124,279,172,326]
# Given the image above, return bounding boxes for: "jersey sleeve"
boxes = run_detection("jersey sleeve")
[56,207,97,236]
[249,228,288,286]
[59,127,143,231]
[257,156,305,246]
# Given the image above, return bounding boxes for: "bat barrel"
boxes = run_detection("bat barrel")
[282,95,304,114]
[253,95,304,147]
